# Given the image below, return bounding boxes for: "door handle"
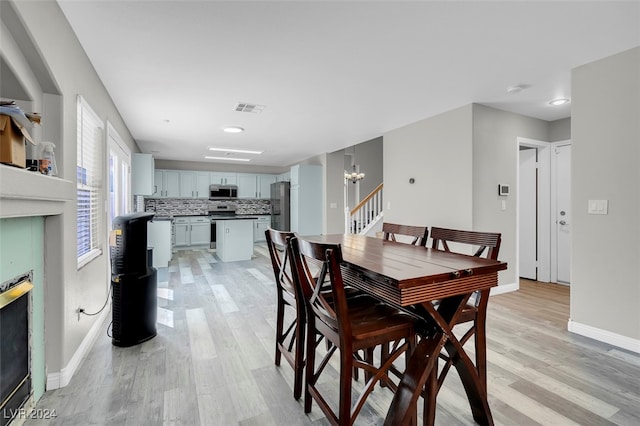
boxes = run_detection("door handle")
[559,220,567,225]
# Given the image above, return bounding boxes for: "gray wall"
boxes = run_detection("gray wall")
[155,159,287,175]
[472,104,551,286]
[571,47,640,341]
[383,104,473,231]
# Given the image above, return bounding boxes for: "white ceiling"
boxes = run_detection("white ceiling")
[57,1,640,167]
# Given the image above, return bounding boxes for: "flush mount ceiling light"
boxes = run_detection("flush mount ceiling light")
[204,156,250,162]
[506,84,530,94]
[549,98,570,106]
[208,147,263,155]
[223,126,244,133]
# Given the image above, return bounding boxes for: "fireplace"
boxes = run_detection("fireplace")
[0,271,33,426]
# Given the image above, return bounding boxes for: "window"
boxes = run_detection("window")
[77,96,104,267]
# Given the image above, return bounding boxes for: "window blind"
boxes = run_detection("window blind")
[77,96,104,267]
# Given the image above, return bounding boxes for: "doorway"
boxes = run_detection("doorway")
[517,138,571,285]
[106,122,131,243]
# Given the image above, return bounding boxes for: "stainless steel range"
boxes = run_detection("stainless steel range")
[208,204,237,249]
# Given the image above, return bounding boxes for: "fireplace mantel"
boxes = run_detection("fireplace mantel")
[0,165,73,218]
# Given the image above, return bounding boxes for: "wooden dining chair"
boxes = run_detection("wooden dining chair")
[382,222,429,247]
[425,226,501,422]
[265,228,305,400]
[288,236,417,425]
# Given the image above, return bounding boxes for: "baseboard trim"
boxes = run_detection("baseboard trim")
[568,319,640,354]
[490,281,519,296]
[46,306,111,390]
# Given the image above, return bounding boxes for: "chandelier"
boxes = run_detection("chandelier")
[344,167,365,184]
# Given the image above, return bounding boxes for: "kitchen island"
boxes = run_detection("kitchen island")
[215,217,255,262]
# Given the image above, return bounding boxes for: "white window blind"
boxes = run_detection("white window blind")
[77,96,104,267]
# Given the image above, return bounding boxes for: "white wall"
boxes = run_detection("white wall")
[383,104,473,231]
[570,47,640,344]
[9,0,139,382]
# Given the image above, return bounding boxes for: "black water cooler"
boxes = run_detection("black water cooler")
[110,212,157,347]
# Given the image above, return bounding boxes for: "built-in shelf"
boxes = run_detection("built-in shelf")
[0,165,74,218]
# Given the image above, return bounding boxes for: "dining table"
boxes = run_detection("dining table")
[302,233,507,425]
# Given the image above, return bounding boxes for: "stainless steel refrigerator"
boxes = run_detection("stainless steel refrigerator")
[270,181,290,231]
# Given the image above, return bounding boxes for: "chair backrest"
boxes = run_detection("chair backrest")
[287,236,351,339]
[265,228,297,297]
[430,227,501,260]
[382,222,429,247]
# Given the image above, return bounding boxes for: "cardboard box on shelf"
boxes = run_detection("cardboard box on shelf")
[0,114,35,168]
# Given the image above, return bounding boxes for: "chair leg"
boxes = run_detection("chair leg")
[274,297,284,366]
[304,330,316,414]
[339,346,354,424]
[474,313,487,396]
[293,314,305,400]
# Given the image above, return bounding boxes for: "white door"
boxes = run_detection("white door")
[555,144,571,283]
[107,123,131,233]
[519,148,537,280]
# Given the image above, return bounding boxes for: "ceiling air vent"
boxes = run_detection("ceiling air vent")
[235,102,265,113]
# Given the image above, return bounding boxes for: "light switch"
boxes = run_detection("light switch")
[588,199,608,215]
[330,202,337,209]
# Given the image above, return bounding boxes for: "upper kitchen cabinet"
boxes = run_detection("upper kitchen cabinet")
[153,170,180,198]
[131,153,154,195]
[276,171,291,182]
[211,172,237,185]
[237,173,276,199]
[194,172,211,199]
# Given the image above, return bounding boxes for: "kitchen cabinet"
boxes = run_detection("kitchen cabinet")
[190,217,210,245]
[290,164,322,235]
[179,171,195,197]
[237,173,258,198]
[216,219,254,262]
[254,215,271,242]
[276,171,290,182]
[237,173,276,198]
[174,216,210,247]
[147,219,172,267]
[211,172,237,185]
[194,172,211,198]
[153,169,181,198]
[132,153,154,195]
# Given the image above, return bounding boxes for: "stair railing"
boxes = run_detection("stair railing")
[345,183,383,234]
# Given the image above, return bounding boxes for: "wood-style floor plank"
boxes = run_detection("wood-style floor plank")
[23,250,640,425]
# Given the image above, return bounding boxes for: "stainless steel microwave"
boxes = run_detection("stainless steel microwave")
[209,184,238,199]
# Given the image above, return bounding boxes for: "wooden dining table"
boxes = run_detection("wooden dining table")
[302,233,507,425]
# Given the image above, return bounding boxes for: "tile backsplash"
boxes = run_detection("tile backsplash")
[144,198,271,217]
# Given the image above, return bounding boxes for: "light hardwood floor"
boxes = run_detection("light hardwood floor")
[24,247,640,425]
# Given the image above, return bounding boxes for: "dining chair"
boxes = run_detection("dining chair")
[265,228,305,400]
[425,226,501,422]
[382,222,429,247]
[288,236,417,425]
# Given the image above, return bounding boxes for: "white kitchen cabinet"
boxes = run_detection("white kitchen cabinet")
[173,216,210,246]
[290,164,322,235]
[153,170,163,197]
[190,217,211,245]
[276,171,290,182]
[237,173,258,198]
[211,172,237,185]
[254,215,271,242]
[147,219,172,267]
[194,172,211,198]
[132,153,154,195]
[257,174,276,198]
[216,219,254,262]
[174,217,190,246]
[237,173,276,198]
[164,170,181,197]
[178,171,195,197]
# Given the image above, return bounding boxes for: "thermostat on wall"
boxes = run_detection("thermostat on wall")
[498,184,510,196]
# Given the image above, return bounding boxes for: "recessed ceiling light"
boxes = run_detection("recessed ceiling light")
[506,84,529,94]
[549,98,570,106]
[209,147,263,155]
[223,126,244,133]
[204,156,250,162]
